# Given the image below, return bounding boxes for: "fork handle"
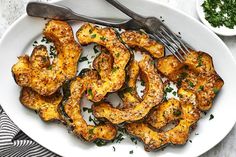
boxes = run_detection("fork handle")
[26,2,125,28]
[105,0,145,23]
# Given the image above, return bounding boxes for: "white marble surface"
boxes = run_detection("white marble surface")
[0,0,235,156]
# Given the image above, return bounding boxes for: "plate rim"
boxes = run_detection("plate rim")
[0,0,236,156]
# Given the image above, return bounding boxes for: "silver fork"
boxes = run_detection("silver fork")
[104,0,190,62]
[27,1,190,62]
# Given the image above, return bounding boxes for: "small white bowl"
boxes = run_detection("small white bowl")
[196,0,236,36]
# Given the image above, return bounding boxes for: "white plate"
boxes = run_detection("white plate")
[0,0,236,157]
[196,0,236,36]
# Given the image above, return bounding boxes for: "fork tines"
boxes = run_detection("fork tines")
[153,25,190,63]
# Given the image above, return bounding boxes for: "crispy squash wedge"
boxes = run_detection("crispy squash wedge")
[157,51,215,77]
[125,89,200,151]
[12,20,82,96]
[76,23,131,102]
[120,60,141,109]
[92,54,163,124]
[60,70,117,142]
[120,31,164,59]
[20,87,63,122]
[146,98,182,129]
[157,51,224,111]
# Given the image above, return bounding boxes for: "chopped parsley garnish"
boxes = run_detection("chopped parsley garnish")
[213,87,219,94]
[189,140,192,143]
[88,128,94,135]
[129,150,134,154]
[177,80,182,87]
[112,67,119,73]
[196,55,203,67]
[94,139,107,147]
[172,91,177,96]
[130,137,138,144]
[151,60,155,65]
[165,86,174,93]
[122,87,133,94]
[32,41,38,46]
[87,88,93,98]
[41,37,49,43]
[188,81,195,88]
[79,56,88,62]
[91,34,97,38]
[164,86,173,101]
[93,45,99,54]
[115,53,120,58]
[83,107,93,113]
[209,114,214,120]
[47,65,52,70]
[100,36,106,41]
[173,109,182,116]
[112,146,116,152]
[202,0,236,29]
[112,133,124,143]
[199,85,204,91]
[141,80,145,86]
[49,45,57,58]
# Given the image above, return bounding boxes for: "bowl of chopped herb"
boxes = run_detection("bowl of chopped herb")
[196,0,236,36]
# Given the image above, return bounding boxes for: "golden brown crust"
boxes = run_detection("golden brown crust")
[30,45,50,69]
[121,31,164,59]
[157,51,224,111]
[92,54,164,124]
[76,23,131,102]
[120,60,141,108]
[61,70,117,142]
[20,87,63,122]
[93,47,113,79]
[125,89,200,151]
[12,20,82,96]
[146,98,181,129]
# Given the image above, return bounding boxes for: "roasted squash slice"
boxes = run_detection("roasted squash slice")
[19,45,63,122]
[157,51,215,77]
[146,98,182,129]
[60,70,117,142]
[125,89,200,151]
[92,54,163,124]
[76,23,131,102]
[12,20,82,96]
[20,87,63,122]
[119,60,141,109]
[120,31,164,59]
[157,51,224,111]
